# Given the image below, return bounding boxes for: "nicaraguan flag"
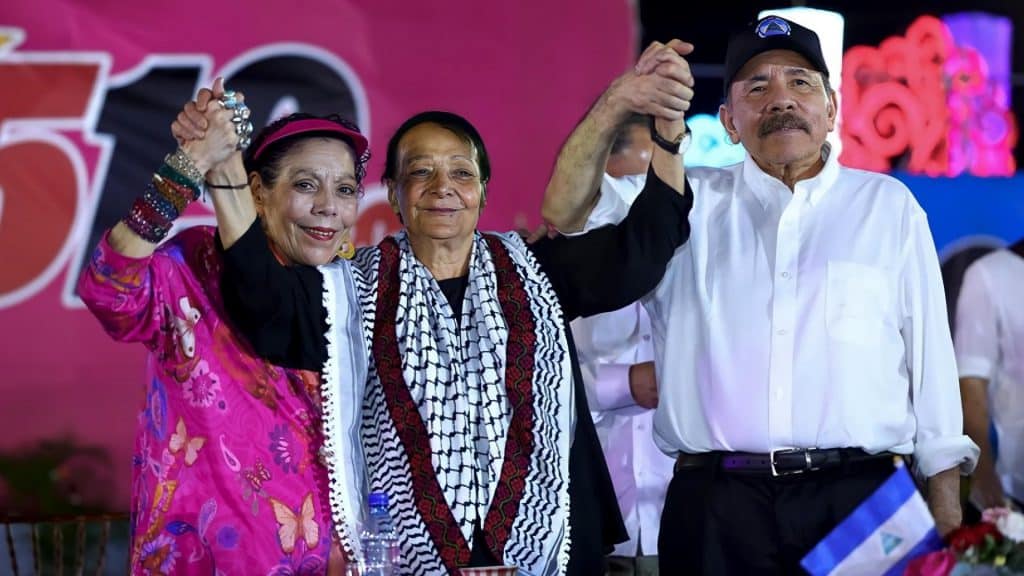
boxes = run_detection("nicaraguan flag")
[801,464,945,575]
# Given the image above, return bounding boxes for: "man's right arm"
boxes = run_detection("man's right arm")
[542,40,695,232]
[542,90,631,233]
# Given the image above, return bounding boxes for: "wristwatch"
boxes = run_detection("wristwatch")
[649,115,687,154]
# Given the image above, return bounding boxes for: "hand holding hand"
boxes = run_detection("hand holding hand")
[171,79,221,145]
[173,78,249,175]
[606,40,695,123]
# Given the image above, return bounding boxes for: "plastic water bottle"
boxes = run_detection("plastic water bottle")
[359,492,400,575]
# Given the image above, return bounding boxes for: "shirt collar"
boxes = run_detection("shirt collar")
[741,141,840,209]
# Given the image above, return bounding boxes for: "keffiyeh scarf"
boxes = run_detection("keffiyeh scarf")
[318,231,574,576]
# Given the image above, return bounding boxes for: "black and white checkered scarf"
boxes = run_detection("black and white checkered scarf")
[318,231,574,576]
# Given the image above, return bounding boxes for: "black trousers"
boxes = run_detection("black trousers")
[658,456,895,575]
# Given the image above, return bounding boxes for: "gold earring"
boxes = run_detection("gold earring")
[336,233,355,260]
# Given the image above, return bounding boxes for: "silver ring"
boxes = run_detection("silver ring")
[227,102,253,150]
[220,90,239,109]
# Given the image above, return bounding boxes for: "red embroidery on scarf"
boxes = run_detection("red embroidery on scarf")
[371,236,538,571]
[481,235,536,559]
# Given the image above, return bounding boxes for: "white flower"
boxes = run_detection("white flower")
[996,509,1024,543]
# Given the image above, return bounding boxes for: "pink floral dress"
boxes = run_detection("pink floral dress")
[78,226,334,575]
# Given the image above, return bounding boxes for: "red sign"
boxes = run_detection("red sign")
[0,1,632,505]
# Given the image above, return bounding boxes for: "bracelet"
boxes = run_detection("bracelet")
[164,148,204,186]
[204,180,249,190]
[156,163,202,201]
[152,175,190,214]
[649,115,686,154]
[123,197,171,244]
[121,164,202,244]
[153,175,199,213]
[143,184,180,222]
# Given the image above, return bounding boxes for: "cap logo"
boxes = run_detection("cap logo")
[756,16,791,38]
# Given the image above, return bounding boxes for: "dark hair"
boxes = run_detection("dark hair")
[243,112,370,193]
[381,110,490,185]
[610,113,649,156]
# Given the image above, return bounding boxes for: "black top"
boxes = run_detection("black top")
[437,276,470,326]
[219,166,692,573]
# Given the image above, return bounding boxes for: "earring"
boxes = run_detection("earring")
[336,232,355,260]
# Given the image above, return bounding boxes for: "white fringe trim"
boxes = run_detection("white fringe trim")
[319,266,359,560]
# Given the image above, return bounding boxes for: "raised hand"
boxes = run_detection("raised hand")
[174,78,248,175]
[605,40,695,123]
[171,78,221,145]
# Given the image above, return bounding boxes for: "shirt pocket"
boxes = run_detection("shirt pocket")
[826,261,894,345]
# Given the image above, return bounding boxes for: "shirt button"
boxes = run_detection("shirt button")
[777,329,787,335]
[642,335,651,341]
[781,271,790,279]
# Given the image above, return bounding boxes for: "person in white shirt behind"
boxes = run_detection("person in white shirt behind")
[955,239,1024,513]
[570,113,675,576]
[543,16,978,574]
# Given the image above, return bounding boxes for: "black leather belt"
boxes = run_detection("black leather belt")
[675,448,895,477]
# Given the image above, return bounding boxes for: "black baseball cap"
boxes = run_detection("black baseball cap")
[723,15,829,96]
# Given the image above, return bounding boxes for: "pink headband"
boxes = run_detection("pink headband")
[251,118,369,161]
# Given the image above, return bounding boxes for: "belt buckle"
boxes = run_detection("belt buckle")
[770,447,816,477]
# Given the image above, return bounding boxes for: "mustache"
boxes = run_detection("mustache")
[759,113,811,137]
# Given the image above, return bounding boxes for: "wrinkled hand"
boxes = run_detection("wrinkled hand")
[171,78,221,145]
[629,361,659,409]
[606,40,695,122]
[172,78,245,175]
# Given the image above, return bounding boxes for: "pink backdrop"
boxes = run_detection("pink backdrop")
[0,0,633,507]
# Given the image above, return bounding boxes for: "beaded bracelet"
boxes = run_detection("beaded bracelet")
[122,150,206,244]
[143,183,180,222]
[123,197,171,244]
[152,175,189,214]
[156,163,202,202]
[164,148,204,187]
[154,173,200,212]
[136,196,172,228]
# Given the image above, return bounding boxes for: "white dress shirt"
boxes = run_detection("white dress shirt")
[570,173,675,557]
[955,249,1024,501]
[583,148,978,479]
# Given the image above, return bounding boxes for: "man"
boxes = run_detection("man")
[543,16,978,574]
[955,238,1024,512]
[570,113,675,576]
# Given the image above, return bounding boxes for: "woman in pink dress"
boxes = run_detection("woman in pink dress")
[77,81,369,575]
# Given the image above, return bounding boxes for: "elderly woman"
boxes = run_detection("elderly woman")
[210,109,690,575]
[77,80,368,574]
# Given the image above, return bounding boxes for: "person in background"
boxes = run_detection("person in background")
[78,78,369,574]
[542,17,978,574]
[569,113,675,576]
[955,238,1024,513]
